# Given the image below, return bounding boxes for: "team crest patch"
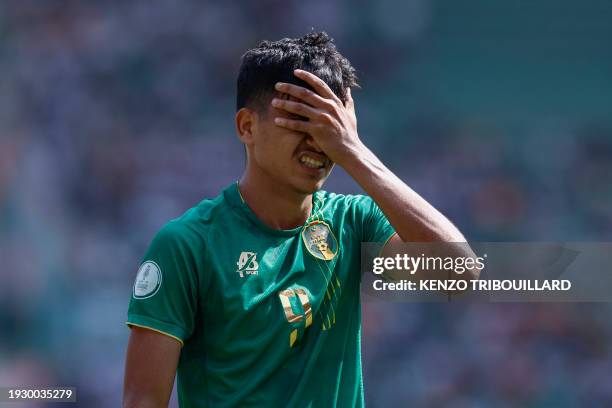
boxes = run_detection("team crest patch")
[301,221,338,261]
[133,261,162,299]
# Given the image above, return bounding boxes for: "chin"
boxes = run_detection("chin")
[292,184,319,195]
[291,178,326,195]
[302,180,325,194]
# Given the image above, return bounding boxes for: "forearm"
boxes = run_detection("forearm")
[342,143,466,243]
[343,143,481,283]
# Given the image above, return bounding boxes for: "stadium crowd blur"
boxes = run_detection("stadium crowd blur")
[1,1,611,406]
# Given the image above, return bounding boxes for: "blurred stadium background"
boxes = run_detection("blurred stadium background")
[1,0,612,406]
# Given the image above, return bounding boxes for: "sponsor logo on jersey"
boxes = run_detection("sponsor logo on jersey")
[302,221,338,261]
[133,261,162,299]
[236,251,259,278]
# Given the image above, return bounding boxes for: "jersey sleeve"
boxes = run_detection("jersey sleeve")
[126,221,202,345]
[350,195,396,244]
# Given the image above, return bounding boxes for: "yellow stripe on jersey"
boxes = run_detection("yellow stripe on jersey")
[126,321,185,347]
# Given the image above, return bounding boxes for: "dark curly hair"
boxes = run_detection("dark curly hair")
[236,32,358,112]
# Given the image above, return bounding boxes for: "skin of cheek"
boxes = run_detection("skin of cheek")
[250,109,303,189]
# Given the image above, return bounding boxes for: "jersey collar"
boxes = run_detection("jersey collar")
[223,182,323,237]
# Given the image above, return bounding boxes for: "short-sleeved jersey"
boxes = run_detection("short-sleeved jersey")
[127,182,395,407]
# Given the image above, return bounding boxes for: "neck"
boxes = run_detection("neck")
[238,170,312,230]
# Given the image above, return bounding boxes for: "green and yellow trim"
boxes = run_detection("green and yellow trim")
[126,321,184,347]
[378,231,398,257]
[235,181,246,203]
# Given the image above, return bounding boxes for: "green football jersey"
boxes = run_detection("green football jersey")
[127,182,395,407]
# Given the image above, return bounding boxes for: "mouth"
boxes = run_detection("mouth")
[297,151,330,171]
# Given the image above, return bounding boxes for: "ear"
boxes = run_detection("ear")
[235,107,257,146]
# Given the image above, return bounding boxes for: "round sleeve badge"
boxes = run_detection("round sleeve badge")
[133,261,162,299]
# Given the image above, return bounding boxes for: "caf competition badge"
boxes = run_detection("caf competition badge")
[302,221,338,261]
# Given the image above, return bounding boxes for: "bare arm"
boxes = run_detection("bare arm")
[343,138,480,283]
[123,326,182,408]
[342,147,465,243]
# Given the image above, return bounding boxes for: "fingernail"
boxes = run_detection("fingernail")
[271,99,280,106]
[275,82,284,90]
[294,69,302,74]
[274,118,283,124]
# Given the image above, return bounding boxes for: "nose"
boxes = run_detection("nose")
[304,136,323,153]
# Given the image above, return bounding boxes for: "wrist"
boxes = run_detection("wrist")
[336,138,368,169]
[337,141,372,176]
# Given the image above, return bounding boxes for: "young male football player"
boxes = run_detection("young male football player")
[123,32,472,407]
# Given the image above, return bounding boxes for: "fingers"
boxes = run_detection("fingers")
[274,82,335,111]
[293,69,342,104]
[344,87,354,111]
[274,117,313,133]
[271,98,319,120]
